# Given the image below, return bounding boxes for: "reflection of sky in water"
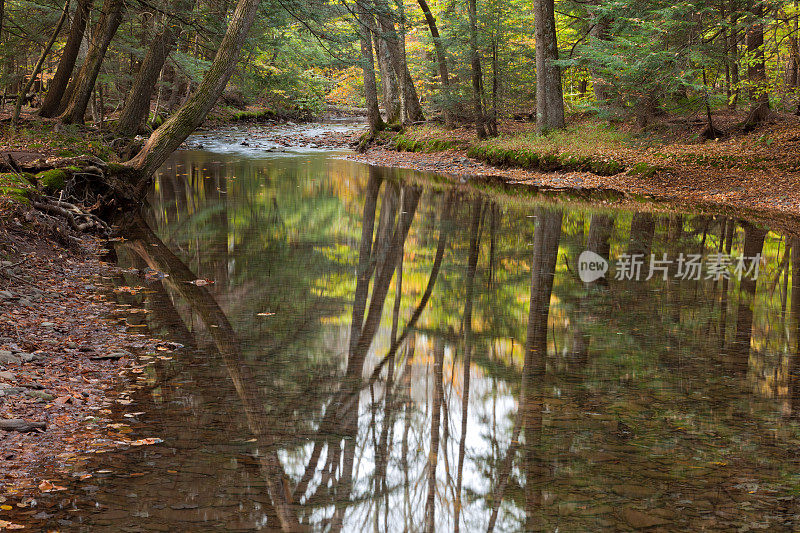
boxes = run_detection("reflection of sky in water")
[23,148,800,531]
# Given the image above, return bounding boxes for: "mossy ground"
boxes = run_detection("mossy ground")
[0,173,34,205]
[0,121,116,160]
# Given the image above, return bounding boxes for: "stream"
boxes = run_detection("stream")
[18,133,800,531]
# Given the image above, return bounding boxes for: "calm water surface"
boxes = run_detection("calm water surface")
[27,149,800,531]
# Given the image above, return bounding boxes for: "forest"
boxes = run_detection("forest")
[1,0,799,157]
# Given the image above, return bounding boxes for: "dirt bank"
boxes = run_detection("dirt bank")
[0,202,168,516]
[346,117,800,220]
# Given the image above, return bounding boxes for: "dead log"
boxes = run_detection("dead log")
[0,419,46,432]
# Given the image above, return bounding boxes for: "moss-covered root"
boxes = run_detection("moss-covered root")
[36,169,70,194]
[0,173,36,204]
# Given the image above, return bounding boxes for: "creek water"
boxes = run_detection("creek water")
[23,147,800,531]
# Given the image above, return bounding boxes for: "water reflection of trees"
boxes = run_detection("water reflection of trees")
[100,157,800,531]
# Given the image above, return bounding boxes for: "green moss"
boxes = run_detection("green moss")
[627,162,662,179]
[232,108,275,122]
[36,169,69,193]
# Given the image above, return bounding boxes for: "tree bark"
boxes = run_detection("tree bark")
[124,0,263,189]
[356,0,385,134]
[589,3,610,103]
[534,0,565,131]
[38,0,90,117]
[372,0,425,124]
[745,0,770,127]
[114,9,184,137]
[60,0,125,124]
[417,0,453,127]
[374,27,401,123]
[467,0,486,138]
[12,0,70,128]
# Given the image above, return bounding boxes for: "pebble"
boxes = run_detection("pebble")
[0,371,16,380]
[40,322,55,328]
[0,290,16,299]
[18,352,35,362]
[0,351,21,364]
[26,390,55,401]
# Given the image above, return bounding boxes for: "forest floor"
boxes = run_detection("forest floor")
[0,195,177,524]
[348,111,800,221]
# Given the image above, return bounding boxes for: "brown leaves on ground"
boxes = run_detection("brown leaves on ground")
[349,114,800,219]
[0,207,164,502]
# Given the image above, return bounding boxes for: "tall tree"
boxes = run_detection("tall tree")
[534,0,565,131]
[745,0,770,127]
[11,0,70,127]
[60,0,126,124]
[468,0,487,138]
[417,0,453,127]
[356,0,385,135]
[38,0,90,117]
[115,1,192,137]
[123,0,263,188]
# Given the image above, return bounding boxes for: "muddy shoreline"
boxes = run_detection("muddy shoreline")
[0,207,172,515]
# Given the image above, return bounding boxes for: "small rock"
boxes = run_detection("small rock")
[40,322,55,328]
[0,351,20,364]
[17,352,35,362]
[0,371,16,380]
[0,290,16,299]
[26,390,55,401]
[84,284,96,291]
[18,298,32,307]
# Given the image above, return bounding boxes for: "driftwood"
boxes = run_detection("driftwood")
[0,419,46,432]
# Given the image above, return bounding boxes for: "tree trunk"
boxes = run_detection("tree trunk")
[467,0,486,138]
[745,0,769,127]
[417,0,453,127]
[12,0,70,128]
[39,0,90,117]
[124,0,263,189]
[534,0,565,131]
[589,5,610,103]
[373,0,425,124]
[374,30,401,123]
[60,0,125,124]
[356,0,385,134]
[115,2,188,137]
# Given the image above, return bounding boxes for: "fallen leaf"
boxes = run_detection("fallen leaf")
[130,438,163,446]
[38,480,66,493]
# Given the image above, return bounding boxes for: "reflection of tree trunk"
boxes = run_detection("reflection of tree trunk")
[570,214,613,370]
[425,337,445,533]
[522,209,561,529]
[789,237,800,417]
[348,172,383,359]
[731,221,767,375]
[119,214,301,531]
[627,213,655,256]
[454,198,482,533]
[488,208,562,533]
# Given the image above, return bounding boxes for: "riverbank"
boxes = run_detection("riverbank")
[348,114,800,219]
[0,197,173,514]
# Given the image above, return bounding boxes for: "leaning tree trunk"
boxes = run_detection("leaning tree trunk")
[124,0,262,191]
[534,0,565,132]
[468,0,487,138]
[745,0,769,127]
[60,0,125,124]
[12,0,70,128]
[115,3,188,138]
[356,0,384,134]
[417,0,453,127]
[38,0,89,117]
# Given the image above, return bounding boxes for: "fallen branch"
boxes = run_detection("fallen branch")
[0,419,46,433]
